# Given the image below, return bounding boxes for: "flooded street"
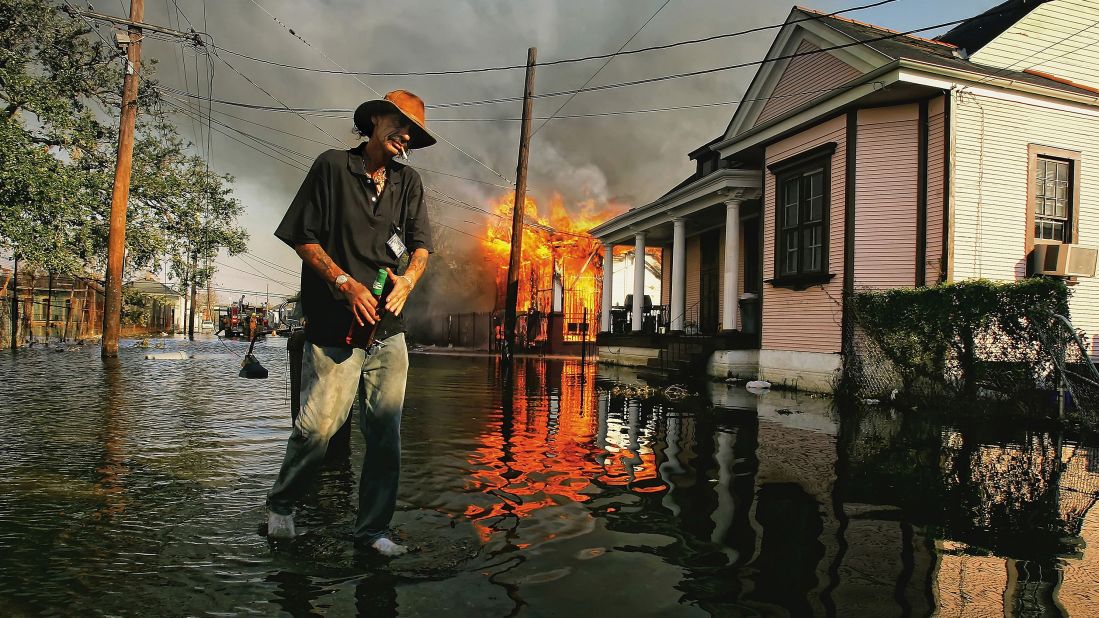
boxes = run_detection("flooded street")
[2,338,1098,616]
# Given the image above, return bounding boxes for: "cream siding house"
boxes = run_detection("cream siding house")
[592,0,1099,392]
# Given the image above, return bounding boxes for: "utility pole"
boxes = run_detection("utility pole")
[45,271,53,345]
[503,47,537,363]
[188,252,198,340]
[100,0,145,358]
[10,255,17,350]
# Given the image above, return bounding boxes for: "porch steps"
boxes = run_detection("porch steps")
[648,339,716,375]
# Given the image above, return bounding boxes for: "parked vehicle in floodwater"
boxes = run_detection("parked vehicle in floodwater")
[218,297,271,339]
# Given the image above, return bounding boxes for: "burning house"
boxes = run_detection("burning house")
[480,194,623,354]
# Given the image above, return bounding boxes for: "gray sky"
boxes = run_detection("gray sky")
[92,0,1000,304]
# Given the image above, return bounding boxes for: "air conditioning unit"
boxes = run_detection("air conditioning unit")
[1032,243,1099,278]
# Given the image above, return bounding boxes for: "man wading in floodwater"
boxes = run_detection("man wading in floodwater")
[266,90,435,556]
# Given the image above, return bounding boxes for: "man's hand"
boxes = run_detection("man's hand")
[340,278,379,326]
[384,268,413,316]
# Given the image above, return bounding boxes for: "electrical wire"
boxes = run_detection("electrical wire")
[160,98,310,172]
[161,90,515,193]
[203,43,349,148]
[152,11,996,115]
[243,0,516,187]
[243,252,300,277]
[530,0,671,137]
[210,0,900,77]
[238,253,300,286]
[160,90,335,146]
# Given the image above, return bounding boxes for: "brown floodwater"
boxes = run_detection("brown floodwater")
[1,337,1097,616]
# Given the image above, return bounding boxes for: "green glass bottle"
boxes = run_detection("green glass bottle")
[346,268,388,348]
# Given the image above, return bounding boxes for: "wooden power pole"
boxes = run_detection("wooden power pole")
[10,255,17,350]
[503,47,537,362]
[101,0,145,358]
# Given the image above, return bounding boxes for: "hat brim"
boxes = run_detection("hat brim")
[354,99,436,149]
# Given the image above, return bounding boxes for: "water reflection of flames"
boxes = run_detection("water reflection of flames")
[483,194,624,339]
[464,361,663,545]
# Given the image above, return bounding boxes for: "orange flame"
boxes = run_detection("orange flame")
[483,194,625,341]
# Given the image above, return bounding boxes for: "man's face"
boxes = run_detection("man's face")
[371,112,412,158]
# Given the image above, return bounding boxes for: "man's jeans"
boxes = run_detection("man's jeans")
[267,334,407,542]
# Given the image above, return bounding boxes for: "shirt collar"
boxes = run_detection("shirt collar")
[347,143,404,189]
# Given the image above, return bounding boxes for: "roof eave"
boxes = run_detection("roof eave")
[589,169,762,242]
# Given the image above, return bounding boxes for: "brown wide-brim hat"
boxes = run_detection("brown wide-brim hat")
[354,90,437,150]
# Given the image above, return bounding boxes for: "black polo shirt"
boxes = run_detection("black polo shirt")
[274,145,433,347]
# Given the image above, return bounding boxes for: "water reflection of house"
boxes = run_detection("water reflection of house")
[460,358,1099,614]
[593,0,1099,392]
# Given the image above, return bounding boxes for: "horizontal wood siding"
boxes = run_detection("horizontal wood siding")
[970,0,1099,91]
[953,91,1099,348]
[854,104,920,289]
[755,41,862,126]
[926,96,946,282]
[762,115,847,353]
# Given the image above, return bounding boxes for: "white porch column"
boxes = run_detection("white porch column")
[722,200,740,332]
[600,242,613,332]
[670,218,687,331]
[632,232,646,332]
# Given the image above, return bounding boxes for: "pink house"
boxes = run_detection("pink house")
[592,0,1099,392]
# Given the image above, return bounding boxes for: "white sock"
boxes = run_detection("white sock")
[371,537,408,557]
[267,512,296,539]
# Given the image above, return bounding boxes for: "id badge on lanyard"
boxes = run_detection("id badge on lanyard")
[387,231,407,259]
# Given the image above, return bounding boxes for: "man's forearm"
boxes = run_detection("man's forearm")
[404,248,429,286]
[295,243,347,287]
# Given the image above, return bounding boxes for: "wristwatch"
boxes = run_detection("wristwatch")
[335,274,350,288]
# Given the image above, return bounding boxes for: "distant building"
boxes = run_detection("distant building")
[124,277,185,333]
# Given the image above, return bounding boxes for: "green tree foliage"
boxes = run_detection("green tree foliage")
[120,286,152,326]
[0,0,247,283]
[848,278,1072,399]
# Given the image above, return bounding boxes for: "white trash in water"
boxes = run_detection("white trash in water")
[745,380,771,390]
[145,351,190,360]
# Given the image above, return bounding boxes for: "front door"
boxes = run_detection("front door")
[699,229,720,334]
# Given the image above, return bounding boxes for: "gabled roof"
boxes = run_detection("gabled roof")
[806,5,1099,97]
[126,279,183,298]
[708,1,1098,154]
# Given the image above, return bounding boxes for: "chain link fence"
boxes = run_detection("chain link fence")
[841,279,1097,427]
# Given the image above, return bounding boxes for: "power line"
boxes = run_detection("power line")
[153,10,1000,116]
[970,16,1099,88]
[161,98,311,172]
[161,90,514,192]
[201,41,350,148]
[214,259,296,288]
[210,0,900,77]
[531,0,671,137]
[415,166,514,190]
[426,83,862,121]
[243,252,299,277]
[212,286,294,298]
[243,0,516,188]
[161,90,335,146]
[432,220,491,242]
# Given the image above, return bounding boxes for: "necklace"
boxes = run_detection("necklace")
[364,160,387,193]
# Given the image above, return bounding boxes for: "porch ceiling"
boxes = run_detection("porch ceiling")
[589,168,761,245]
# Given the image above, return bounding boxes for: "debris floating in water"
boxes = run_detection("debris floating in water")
[598,382,695,400]
[145,351,190,360]
[745,380,772,394]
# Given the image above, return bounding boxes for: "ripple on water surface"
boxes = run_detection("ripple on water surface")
[2,338,1098,616]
